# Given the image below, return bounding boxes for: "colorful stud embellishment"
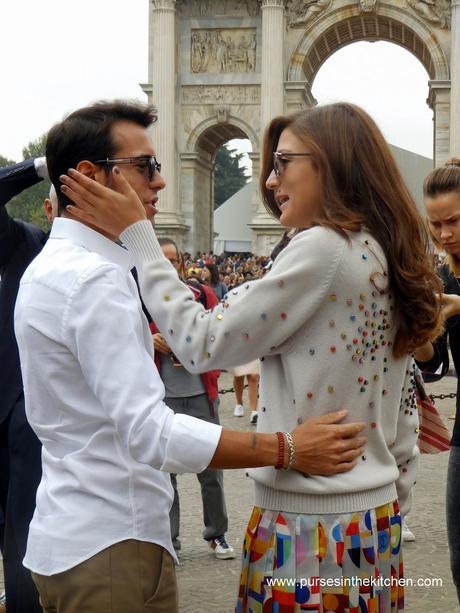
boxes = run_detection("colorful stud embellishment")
[210,335,215,342]
[346,298,353,306]
[217,314,223,320]
[330,346,336,353]
[186,335,192,343]
[261,313,267,320]
[328,386,334,393]
[350,315,356,321]
[164,294,171,301]
[280,312,287,320]
[309,349,315,355]
[329,294,337,301]
[307,392,313,399]
[329,320,335,327]
[341,332,347,340]
[278,280,284,288]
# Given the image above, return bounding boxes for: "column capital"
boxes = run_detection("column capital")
[452,0,460,7]
[261,0,284,8]
[151,0,176,10]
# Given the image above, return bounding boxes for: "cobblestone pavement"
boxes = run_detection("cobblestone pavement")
[1,372,458,611]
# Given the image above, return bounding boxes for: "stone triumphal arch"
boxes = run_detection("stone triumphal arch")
[144,0,460,254]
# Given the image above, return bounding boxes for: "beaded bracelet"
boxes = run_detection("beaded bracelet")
[284,431,295,470]
[275,431,286,470]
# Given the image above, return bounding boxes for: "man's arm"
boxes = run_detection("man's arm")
[0,158,46,207]
[0,158,47,266]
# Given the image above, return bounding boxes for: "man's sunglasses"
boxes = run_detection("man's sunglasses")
[92,155,162,181]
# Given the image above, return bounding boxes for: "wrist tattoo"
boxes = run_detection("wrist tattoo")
[251,434,257,449]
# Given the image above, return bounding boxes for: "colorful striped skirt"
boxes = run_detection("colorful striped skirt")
[236,500,403,613]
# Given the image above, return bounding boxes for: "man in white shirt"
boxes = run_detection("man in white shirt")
[14,100,366,612]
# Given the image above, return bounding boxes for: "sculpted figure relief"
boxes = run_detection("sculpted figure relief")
[407,0,451,29]
[191,29,257,73]
[286,0,333,27]
[358,0,378,13]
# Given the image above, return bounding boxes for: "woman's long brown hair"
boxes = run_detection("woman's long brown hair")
[260,102,442,357]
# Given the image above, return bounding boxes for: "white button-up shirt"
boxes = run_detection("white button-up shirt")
[14,218,221,575]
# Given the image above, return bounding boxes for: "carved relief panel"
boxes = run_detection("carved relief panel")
[177,0,260,17]
[183,85,260,105]
[191,28,257,74]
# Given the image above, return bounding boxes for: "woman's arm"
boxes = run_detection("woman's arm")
[61,168,345,373]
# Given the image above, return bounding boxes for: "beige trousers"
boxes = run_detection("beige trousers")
[31,539,178,613]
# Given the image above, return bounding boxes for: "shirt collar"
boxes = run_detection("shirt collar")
[49,218,133,271]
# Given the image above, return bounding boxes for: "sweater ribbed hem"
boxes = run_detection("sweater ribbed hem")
[254,482,397,515]
[121,221,164,262]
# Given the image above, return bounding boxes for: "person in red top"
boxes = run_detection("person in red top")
[150,237,234,560]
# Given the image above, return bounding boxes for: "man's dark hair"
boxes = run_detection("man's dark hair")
[46,99,158,213]
[158,236,179,256]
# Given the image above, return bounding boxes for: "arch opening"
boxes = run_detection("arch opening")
[304,14,436,83]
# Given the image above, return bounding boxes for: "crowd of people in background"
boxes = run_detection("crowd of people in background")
[182,251,270,294]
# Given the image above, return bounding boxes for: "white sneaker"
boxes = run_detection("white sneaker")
[249,411,258,424]
[233,404,244,417]
[402,519,415,543]
[209,535,235,559]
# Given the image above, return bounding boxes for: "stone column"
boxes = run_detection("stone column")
[260,0,285,130]
[150,1,185,227]
[450,0,460,157]
[250,0,285,253]
[428,80,451,167]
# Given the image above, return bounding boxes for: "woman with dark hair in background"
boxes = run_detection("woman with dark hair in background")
[62,102,441,612]
[204,263,228,300]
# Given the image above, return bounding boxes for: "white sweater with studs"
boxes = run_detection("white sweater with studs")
[121,221,418,517]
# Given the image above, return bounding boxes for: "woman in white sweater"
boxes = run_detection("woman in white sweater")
[62,103,441,612]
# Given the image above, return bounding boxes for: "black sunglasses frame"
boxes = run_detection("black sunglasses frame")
[272,151,313,177]
[92,156,161,181]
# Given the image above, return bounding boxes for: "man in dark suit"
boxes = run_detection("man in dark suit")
[0,158,56,612]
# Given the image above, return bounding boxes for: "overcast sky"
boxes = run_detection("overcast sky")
[1,0,432,164]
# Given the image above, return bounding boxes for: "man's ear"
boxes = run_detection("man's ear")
[75,160,109,185]
[43,199,53,223]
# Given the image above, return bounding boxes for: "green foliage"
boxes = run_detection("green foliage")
[0,155,16,168]
[3,134,51,232]
[213,144,249,210]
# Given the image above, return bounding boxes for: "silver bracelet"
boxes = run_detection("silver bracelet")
[283,432,295,470]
